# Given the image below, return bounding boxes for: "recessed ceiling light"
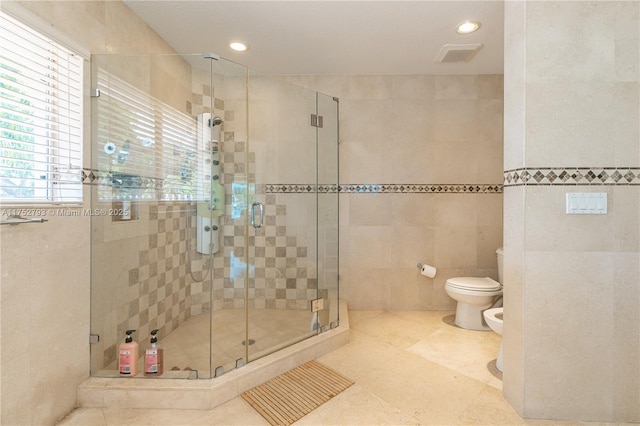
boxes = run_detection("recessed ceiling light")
[456,21,481,34]
[229,41,249,52]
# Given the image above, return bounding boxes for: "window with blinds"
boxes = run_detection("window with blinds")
[95,68,198,202]
[0,12,83,204]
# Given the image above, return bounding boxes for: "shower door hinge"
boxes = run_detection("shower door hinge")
[310,114,324,128]
[311,297,324,312]
[89,334,100,344]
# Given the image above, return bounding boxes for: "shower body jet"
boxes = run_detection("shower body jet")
[209,116,222,127]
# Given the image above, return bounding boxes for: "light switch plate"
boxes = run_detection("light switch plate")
[566,192,607,214]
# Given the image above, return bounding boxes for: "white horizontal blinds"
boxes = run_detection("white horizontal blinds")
[96,70,158,200]
[96,68,197,201]
[158,101,197,200]
[0,12,83,204]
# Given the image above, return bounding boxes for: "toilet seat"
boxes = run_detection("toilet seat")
[446,277,502,292]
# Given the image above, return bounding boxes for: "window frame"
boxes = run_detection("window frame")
[0,8,87,206]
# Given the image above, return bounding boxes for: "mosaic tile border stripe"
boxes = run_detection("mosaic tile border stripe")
[82,168,160,188]
[267,184,503,194]
[83,174,504,194]
[82,168,102,184]
[264,184,339,193]
[84,167,640,190]
[504,167,640,186]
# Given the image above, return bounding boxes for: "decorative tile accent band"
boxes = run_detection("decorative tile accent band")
[85,167,640,189]
[84,174,504,194]
[504,167,640,186]
[82,168,159,188]
[82,168,101,184]
[267,184,503,194]
[264,184,339,193]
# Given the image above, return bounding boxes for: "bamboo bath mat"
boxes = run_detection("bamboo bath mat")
[241,360,354,425]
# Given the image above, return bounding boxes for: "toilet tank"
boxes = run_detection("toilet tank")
[496,247,504,285]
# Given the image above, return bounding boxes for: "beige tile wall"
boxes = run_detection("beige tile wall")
[0,1,179,424]
[504,1,639,422]
[1,3,504,426]
[288,74,505,311]
[0,211,90,425]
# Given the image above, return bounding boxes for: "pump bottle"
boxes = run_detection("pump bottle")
[118,329,139,376]
[144,329,163,376]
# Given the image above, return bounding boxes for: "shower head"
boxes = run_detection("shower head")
[209,116,223,127]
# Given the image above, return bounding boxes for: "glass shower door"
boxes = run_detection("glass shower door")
[246,76,321,361]
[210,74,339,370]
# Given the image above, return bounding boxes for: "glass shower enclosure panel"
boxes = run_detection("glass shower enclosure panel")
[246,76,319,361]
[89,53,338,380]
[89,53,248,379]
[192,58,249,377]
[317,93,340,329]
[207,58,249,377]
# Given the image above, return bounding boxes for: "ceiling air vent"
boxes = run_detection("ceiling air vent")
[435,43,483,63]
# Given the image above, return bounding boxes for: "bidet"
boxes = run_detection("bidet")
[483,307,504,371]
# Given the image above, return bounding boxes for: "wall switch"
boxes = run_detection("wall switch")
[566,192,607,214]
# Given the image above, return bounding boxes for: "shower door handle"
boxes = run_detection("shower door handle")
[251,201,264,229]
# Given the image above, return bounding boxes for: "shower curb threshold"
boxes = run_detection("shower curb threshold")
[77,301,349,411]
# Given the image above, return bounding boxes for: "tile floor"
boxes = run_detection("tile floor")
[59,310,620,425]
[155,308,315,377]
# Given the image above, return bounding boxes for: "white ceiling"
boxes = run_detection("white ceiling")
[123,0,504,75]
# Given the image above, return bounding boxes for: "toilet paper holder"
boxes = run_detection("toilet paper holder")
[417,262,437,278]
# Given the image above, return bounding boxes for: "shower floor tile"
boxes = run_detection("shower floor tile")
[161,308,315,377]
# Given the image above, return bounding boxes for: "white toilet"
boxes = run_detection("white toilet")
[483,307,504,372]
[445,248,504,331]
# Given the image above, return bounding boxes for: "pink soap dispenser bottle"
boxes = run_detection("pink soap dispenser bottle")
[118,329,139,376]
[144,329,163,376]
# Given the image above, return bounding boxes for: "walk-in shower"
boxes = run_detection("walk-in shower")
[89,53,339,379]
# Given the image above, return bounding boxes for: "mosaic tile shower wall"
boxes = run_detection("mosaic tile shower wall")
[249,191,320,311]
[108,204,191,368]
[189,70,321,314]
[89,199,194,370]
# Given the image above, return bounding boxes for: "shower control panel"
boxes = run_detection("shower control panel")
[565,192,607,215]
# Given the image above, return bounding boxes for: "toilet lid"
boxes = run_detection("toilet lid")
[446,277,502,291]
